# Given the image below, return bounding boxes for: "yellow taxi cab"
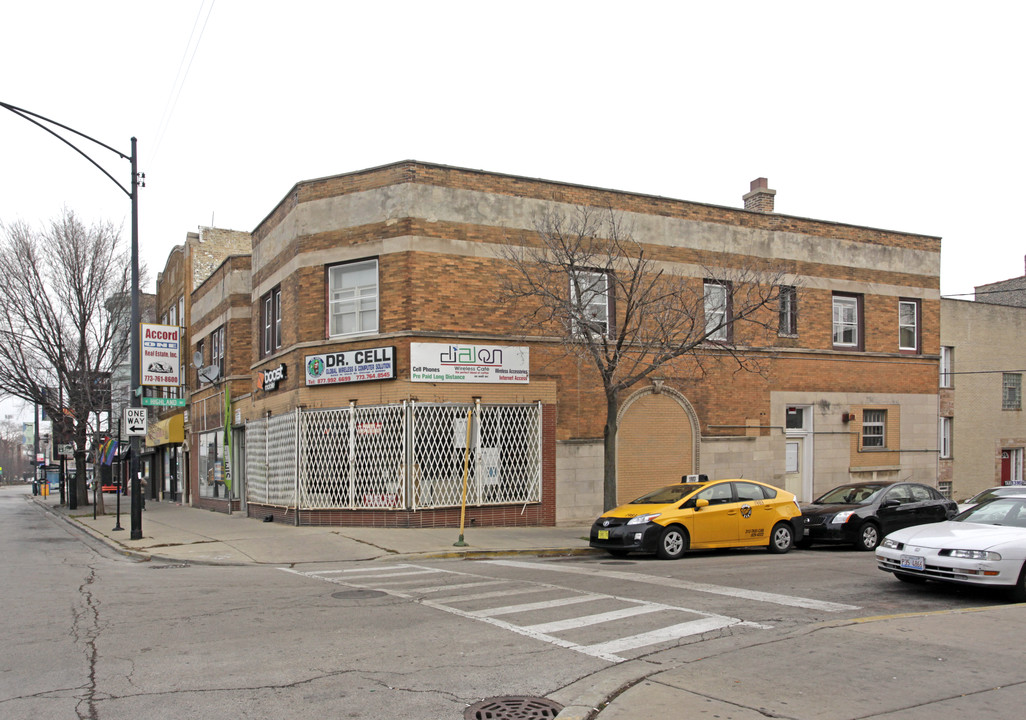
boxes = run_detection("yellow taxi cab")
[589,477,803,559]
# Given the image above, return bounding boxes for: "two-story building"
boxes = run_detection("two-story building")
[172,161,941,527]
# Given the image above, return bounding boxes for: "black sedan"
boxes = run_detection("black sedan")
[798,481,957,551]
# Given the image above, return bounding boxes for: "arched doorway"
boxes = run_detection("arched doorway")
[616,386,699,505]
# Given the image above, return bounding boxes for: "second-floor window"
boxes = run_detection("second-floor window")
[262,286,282,357]
[778,285,797,336]
[1003,373,1022,410]
[898,299,919,352]
[832,294,861,349]
[329,259,378,337]
[940,346,953,388]
[704,281,731,341]
[570,270,611,337]
[212,325,225,380]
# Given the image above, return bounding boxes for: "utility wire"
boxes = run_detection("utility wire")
[149,0,217,167]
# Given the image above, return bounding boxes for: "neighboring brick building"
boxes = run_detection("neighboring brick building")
[152,226,250,506]
[940,275,1026,501]
[177,161,941,527]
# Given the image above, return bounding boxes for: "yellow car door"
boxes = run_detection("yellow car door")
[733,480,777,545]
[690,481,740,546]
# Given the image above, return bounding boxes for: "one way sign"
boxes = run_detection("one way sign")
[125,408,148,436]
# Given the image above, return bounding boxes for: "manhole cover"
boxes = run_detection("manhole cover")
[464,696,563,720]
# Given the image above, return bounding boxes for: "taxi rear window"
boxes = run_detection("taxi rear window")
[630,483,704,504]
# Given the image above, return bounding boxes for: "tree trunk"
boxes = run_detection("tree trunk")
[603,391,619,511]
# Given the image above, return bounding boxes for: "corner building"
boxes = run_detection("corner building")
[205,161,940,527]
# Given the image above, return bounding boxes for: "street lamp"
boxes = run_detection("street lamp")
[1,100,145,539]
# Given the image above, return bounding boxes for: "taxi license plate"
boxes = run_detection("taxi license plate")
[900,554,925,571]
[597,530,609,540]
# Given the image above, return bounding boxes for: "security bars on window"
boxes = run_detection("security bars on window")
[244,402,542,511]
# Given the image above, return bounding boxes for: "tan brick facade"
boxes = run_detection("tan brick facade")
[179,161,943,525]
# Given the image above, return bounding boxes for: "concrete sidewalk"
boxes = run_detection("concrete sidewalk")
[33,491,597,565]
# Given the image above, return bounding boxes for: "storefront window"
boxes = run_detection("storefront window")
[198,430,225,498]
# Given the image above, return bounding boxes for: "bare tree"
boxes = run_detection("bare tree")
[0,209,133,507]
[498,206,794,510]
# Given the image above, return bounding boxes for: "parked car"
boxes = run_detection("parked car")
[876,497,1026,601]
[799,482,957,551]
[589,478,803,559]
[957,485,1026,513]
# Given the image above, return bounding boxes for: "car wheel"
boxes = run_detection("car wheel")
[656,525,688,560]
[1010,563,1026,603]
[855,522,881,551]
[894,572,927,584]
[606,549,630,558]
[768,523,794,554]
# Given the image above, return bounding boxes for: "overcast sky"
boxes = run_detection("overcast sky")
[2,1,1024,419]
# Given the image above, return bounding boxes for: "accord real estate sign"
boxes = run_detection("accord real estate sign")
[140,323,181,387]
[410,343,529,384]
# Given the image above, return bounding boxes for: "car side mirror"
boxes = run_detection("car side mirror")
[695,498,709,510]
[881,499,901,508]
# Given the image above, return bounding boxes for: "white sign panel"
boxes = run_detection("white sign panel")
[140,323,182,387]
[124,408,148,436]
[410,343,529,384]
[305,346,397,386]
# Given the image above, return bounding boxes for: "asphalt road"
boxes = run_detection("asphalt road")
[0,485,1016,720]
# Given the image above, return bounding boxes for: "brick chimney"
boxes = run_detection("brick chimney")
[743,177,776,212]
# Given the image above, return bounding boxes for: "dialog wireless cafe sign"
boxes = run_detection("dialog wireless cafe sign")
[411,343,529,384]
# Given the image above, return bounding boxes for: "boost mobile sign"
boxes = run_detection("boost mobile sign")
[140,323,181,387]
[305,346,397,386]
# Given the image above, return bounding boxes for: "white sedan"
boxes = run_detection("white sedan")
[876,497,1026,601]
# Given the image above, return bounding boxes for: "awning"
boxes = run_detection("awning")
[146,413,185,447]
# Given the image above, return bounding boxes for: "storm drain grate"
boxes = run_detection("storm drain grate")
[148,563,189,570]
[464,696,563,720]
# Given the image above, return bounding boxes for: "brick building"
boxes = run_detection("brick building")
[177,161,942,526]
[939,269,1026,500]
[152,226,250,506]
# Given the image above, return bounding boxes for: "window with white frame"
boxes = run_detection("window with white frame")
[862,409,886,448]
[704,281,730,341]
[940,346,953,388]
[570,270,610,337]
[898,299,919,352]
[939,416,952,459]
[832,294,860,348]
[1003,373,1022,410]
[261,286,282,357]
[778,285,797,336]
[329,259,378,337]
[212,325,225,380]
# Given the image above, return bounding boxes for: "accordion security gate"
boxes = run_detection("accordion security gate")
[245,402,542,511]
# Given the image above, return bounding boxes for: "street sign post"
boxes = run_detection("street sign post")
[125,408,147,436]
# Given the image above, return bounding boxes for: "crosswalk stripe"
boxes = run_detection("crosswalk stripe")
[522,604,664,633]
[470,594,603,618]
[582,616,737,656]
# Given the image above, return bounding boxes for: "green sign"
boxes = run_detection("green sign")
[142,397,187,407]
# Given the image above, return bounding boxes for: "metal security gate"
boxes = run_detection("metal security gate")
[245,402,541,512]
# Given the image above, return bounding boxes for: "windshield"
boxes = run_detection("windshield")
[813,484,886,505]
[967,487,1025,504]
[630,483,705,505]
[957,498,1026,528]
